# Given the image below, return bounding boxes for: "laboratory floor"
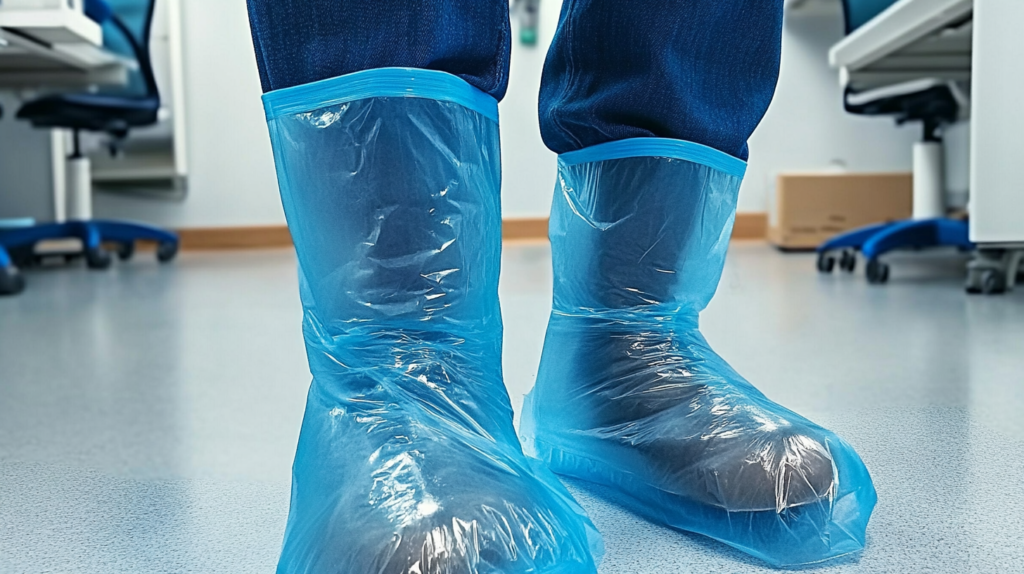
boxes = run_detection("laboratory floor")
[1,242,1023,573]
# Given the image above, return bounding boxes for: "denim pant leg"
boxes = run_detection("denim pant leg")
[245,0,512,99]
[246,0,782,158]
[539,0,784,160]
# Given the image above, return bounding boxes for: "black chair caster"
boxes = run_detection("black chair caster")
[117,241,135,261]
[86,247,112,270]
[817,252,836,273]
[866,259,890,284]
[839,250,857,273]
[0,265,25,296]
[156,241,178,263]
[966,269,1007,295]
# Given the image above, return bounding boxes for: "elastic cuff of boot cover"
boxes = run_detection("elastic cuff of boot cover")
[558,138,747,179]
[261,67,499,123]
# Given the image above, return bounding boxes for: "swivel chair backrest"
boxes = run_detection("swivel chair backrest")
[87,0,160,102]
[838,0,962,134]
[841,0,901,34]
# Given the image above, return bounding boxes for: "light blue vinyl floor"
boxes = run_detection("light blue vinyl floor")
[1,243,1023,573]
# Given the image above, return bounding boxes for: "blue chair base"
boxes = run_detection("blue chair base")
[815,217,974,284]
[0,219,178,296]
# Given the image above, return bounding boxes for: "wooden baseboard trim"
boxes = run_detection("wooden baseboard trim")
[176,225,293,250]
[502,218,549,242]
[501,213,769,242]
[172,213,767,251]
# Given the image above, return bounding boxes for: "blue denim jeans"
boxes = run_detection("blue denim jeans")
[246,0,782,160]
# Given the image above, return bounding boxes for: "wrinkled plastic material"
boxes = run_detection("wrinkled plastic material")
[264,69,602,574]
[522,148,877,568]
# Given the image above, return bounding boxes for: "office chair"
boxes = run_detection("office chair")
[0,0,178,296]
[815,0,974,285]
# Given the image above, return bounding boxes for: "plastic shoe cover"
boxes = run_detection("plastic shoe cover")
[263,68,602,574]
[521,140,877,568]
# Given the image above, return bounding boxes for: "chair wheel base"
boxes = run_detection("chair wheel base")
[816,218,973,286]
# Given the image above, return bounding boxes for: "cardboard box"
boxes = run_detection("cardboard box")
[768,172,913,250]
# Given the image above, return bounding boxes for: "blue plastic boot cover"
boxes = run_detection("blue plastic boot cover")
[521,140,877,568]
[263,68,602,574]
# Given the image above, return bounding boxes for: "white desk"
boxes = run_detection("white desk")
[829,0,972,91]
[0,7,126,88]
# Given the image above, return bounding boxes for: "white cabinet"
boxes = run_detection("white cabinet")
[969,0,1024,245]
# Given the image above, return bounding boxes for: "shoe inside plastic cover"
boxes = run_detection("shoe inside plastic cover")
[262,68,603,574]
[521,142,878,568]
